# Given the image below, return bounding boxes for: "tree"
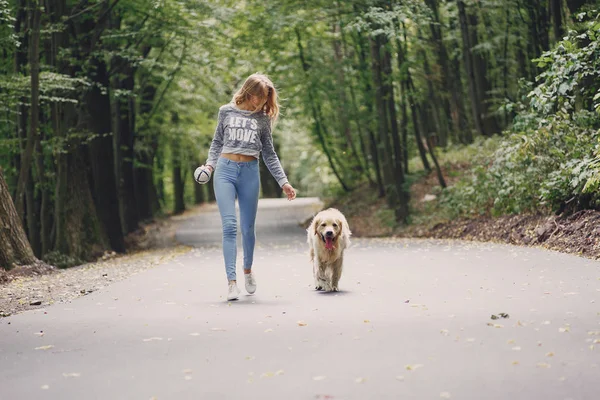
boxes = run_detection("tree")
[0,167,38,269]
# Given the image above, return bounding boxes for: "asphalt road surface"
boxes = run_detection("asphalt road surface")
[1,197,599,400]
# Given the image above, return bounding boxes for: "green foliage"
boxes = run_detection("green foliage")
[43,251,82,269]
[442,11,600,217]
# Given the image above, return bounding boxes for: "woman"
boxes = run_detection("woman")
[200,73,297,300]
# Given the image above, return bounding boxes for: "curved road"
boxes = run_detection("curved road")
[1,198,598,399]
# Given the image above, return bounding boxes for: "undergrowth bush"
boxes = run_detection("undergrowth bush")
[441,10,600,218]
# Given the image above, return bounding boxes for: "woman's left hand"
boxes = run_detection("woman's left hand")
[282,183,297,201]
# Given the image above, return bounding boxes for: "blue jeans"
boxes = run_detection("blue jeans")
[213,157,260,281]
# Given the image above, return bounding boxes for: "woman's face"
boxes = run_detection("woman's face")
[249,88,267,108]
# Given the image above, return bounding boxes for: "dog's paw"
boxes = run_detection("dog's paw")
[315,285,323,291]
[332,286,339,292]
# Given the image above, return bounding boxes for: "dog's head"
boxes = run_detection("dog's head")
[312,209,349,251]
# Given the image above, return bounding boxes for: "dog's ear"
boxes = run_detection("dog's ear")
[313,218,320,235]
[339,216,351,248]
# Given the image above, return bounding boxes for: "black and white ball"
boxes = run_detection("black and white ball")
[194,166,212,184]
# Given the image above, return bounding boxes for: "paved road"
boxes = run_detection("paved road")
[1,198,599,400]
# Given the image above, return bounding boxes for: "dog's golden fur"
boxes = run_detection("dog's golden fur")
[307,208,351,292]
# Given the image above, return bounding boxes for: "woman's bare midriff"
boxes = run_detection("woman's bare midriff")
[221,153,257,162]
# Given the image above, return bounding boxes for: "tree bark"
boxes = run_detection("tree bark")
[0,168,39,270]
[135,66,161,221]
[85,57,126,253]
[550,0,564,42]
[353,28,384,195]
[15,0,41,221]
[566,0,592,14]
[381,37,409,222]
[111,34,139,234]
[295,27,350,192]
[370,34,398,205]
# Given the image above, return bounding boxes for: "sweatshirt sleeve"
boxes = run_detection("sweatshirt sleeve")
[205,108,226,168]
[260,122,289,188]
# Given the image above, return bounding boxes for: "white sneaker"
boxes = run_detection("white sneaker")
[245,272,257,294]
[227,281,240,301]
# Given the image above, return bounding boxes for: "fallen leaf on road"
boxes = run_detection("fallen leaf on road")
[245,356,255,361]
[264,329,273,333]
[440,329,449,336]
[189,333,200,336]
[355,377,367,383]
[143,337,163,342]
[184,376,192,380]
[405,364,423,371]
[546,352,554,357]
[297,321,307,326]
[210,328,226,332]
[41,385,49,390]
[182,369,193,374]
[558,326,570,333]
[62,373,81,378]
[313,376,326,381]
[35,345,54,350]
[512,361,519,366]
[276,370,284,376]
[364,320,370,323]
[440,392,451,399]
[395,375,405,381]
[537,362,551,368]
[512,347,521,351]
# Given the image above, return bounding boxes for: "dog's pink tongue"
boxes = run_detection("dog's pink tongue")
[325,237,334,250]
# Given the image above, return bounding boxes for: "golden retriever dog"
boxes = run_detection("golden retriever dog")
[307,208,351,292]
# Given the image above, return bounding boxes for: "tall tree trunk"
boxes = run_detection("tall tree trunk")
[35,127,50,256]
[381,37,409,222]
[135,68,161,221]
[54,148,109,262]
[338,4,374,185]
[370,34,397,205]
[0,168,39,269]
[85,57,126,253]
[15,0,41,220]
[457,0,488,137]
[550,0,564,42]
[419,44,446,146]
[112,56,139,234]
[25,170,40,256]
[295,27,350,192]
[353,28,384,195]
[400,23,431,171]
[332,21,363,177]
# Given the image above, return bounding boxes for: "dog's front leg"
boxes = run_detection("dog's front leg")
[313,259,324,290]
[330,256,343,292]
[315,262,329,291]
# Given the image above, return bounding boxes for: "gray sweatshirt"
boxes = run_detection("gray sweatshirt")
[205,103,288,187]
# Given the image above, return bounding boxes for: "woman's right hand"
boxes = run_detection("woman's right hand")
[201,164,214,173]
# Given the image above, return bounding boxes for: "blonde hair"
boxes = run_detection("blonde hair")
[232,73,280,124]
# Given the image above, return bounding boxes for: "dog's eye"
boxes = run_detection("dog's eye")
[321,223,326,227]
[333,223,338,228]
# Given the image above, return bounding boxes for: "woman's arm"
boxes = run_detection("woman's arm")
[260,123,289,188]
[205,108,226,170]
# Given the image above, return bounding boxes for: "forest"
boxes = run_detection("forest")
[1,0,599,270]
